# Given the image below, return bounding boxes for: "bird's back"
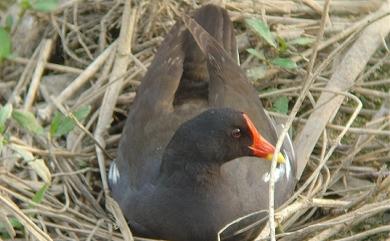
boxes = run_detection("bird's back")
[112,4,245,190]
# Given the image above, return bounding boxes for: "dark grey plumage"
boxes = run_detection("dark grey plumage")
[109,4,296,241]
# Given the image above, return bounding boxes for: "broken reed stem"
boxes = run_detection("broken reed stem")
[333,225,390,241]
[7,40,42,105]
[0,194,53,241]
[93,1,137,240]
[8,56,83,74]
[23,39,53,111]
[94,4,136,197]
[38,42,116,120]
[256,198,350,240]
[306,200,390,241]
[269,111,390,136]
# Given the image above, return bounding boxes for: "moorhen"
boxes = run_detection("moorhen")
[109,4,296,241]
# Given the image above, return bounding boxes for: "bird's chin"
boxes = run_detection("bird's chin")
[248,146,286,164]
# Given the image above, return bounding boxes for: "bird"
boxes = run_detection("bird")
[109,4,296,241]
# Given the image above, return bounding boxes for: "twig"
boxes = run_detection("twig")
[8,141,91,158]
[306,200,390,241]
[333,225,390,241]
[302,0,323,14]
[7,40,42,105]
[290,88,362,201]
[265,1,331,240]
[94,1,136,197]
[302,0,331,25]
[49,97,112,159]
[8,56,83,74]
[23,39,53,111]
[93,1,137,240]
[106,196,134,241]
[38,41,116,120]
[256,198,350,240]
[291,9,390,63]
[0,194,53,241]
[0,209,16,239]
[259,88,362,239]
[269,111,390,136]
[86,218,104,241]
[294,1,390,179]
[353,86,390,98]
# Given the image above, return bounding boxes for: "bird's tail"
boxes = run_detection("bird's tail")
[184,4,237,64]
[174,4,237,105]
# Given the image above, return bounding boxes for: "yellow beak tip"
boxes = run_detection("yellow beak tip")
[266,153,286,164]
[277,153,286,164]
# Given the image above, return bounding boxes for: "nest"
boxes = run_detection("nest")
[0,0,389,240]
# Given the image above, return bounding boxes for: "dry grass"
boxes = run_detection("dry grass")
[0,0,390,240]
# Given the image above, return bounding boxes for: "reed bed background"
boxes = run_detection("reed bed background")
[0,0,389,240]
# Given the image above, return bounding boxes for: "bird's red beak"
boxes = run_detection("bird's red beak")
[243,113,285,164]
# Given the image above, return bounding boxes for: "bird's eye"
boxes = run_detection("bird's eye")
[231,128,241,138]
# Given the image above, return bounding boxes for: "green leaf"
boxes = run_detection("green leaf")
[0,135,3,152]
[0,133,9,152]
[31,0,59,12]
[247,65,267,80]
[0,216,23,239]
[49,112,63,136]
[20,0,32,10]
[0,27,12,61]
[0,104,12,133]
[245,18,276,48]
[271,58,297,69]
[273,96,289,114]
[50,112,74,137]
[288,37,315,46]
[50,106,91,137]
[78,160,88,169]
[9,218,23,230]
[11,110,44,135]
[277,36,288,53]
[73,105,91,121]
[5,16,14,32]
[31,183,49,205]
[246,48,265,61]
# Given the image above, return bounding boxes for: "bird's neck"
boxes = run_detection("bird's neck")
[159,148,223,189]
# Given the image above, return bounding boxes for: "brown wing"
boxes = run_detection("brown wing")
[182,14,278,143]
[113,5,240,191]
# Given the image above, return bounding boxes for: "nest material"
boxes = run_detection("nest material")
[0,0,390,240]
